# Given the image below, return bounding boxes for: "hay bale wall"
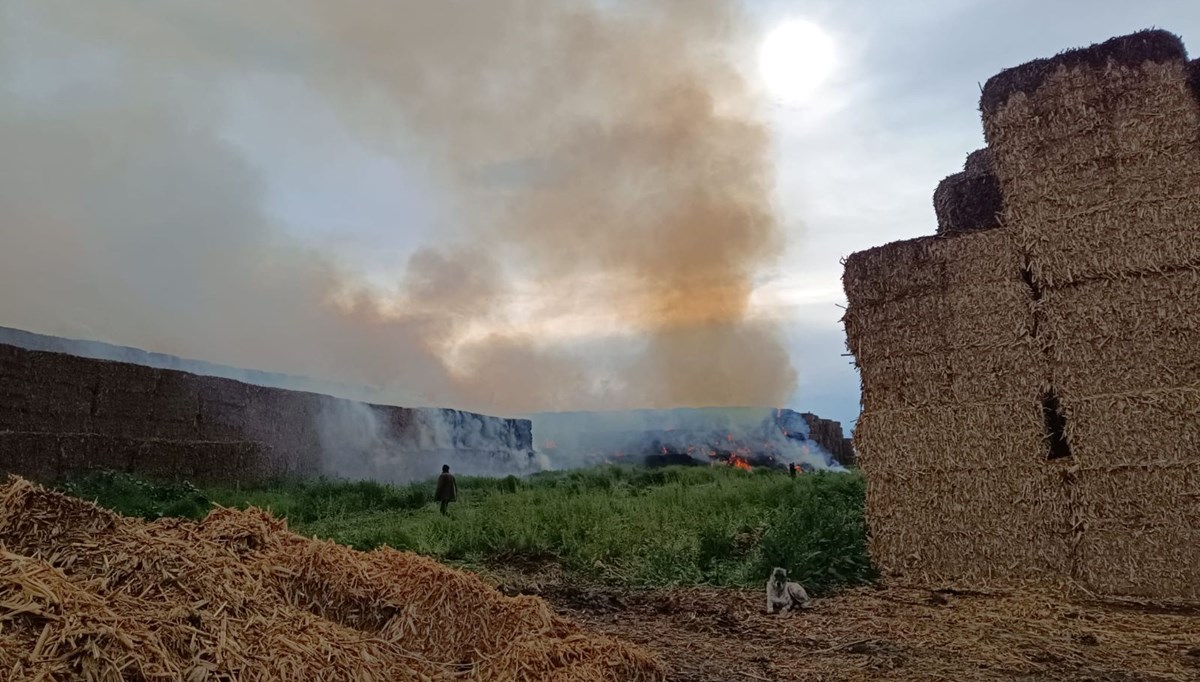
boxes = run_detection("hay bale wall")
[0,341,534,484]
[843,227,1068,585]
[848,28,1200,603]
[981,28,1200,602]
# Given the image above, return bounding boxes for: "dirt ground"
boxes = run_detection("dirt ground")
[493,571,1200,681]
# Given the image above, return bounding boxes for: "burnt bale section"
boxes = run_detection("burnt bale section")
[847,28,1200,603]
[0,341,533,485]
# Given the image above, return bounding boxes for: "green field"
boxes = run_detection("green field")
[59,465,874,594]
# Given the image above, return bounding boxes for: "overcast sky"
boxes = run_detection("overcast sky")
[3,1,1200,429]
[748,0,1200,427]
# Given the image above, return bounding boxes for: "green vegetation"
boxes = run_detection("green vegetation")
[59,465,874,594]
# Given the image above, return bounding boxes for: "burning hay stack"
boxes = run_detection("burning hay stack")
[845,28,1200,602]
[0,476,665,680]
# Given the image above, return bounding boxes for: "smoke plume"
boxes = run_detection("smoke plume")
[0,0,796,415]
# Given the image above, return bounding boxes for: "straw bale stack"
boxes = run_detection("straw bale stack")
[845,224,1054,585]
[0,476,666,680]
[847,27,1200,604]
[982,29,1200,288]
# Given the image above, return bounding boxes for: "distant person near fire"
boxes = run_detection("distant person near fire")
[435,465,457,516]
[788,463,797,479]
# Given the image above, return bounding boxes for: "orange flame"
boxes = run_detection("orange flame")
[729,454,752,471]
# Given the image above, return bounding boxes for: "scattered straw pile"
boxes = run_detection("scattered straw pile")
[0,476,665,681]
[846,28,1200,602]
[556,584,1200,682]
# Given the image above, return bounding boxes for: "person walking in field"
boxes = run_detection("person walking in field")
[435,464,457,516]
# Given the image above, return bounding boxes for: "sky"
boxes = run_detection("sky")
[2,1,1199,430]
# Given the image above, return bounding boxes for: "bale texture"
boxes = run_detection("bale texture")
[1044,269,1200,396]
[1072,462,1200,601]
[1061,385,1200,469]
[866,462,1073,585]
[984,42,1200,287]
[854,400,1047,478]
[0,476,665,681]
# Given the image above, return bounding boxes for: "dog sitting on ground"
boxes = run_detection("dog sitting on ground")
[766,567,810,614]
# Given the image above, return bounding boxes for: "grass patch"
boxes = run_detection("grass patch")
[58,465,874,594]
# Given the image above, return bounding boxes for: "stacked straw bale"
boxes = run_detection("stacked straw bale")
[933,148,1003,234]
[0,476,665,680]
[982,28,1200,601]
[844,226,1069,584]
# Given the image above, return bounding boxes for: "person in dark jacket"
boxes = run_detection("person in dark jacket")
[434,464,457,515]
[788,463,797,479]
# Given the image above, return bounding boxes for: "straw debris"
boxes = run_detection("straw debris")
[0,476,666,681]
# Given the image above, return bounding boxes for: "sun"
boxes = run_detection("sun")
[758,20,836,105]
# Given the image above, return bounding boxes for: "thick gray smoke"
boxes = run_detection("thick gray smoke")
[528,408,845,472]
[0,0,797,418]
[315,401,547,484]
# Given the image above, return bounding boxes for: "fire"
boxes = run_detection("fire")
[729,454,752,471]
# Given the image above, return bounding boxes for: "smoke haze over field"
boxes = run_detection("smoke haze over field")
[0,0,796,415]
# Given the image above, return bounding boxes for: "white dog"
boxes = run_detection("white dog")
[766,567,810,614]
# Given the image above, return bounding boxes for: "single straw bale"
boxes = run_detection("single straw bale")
[942,280,1034,349]
[962,147,994,175]
[143,371,202,440]
[24,351,98,433]
[844,291,947,361]
[0,433,61,481]
[930,224,1023,287]
[857,353,952,412]
[1044,269,1200,397]
[196,376,250,440]
[57,434,145,478]
[1061,384,1200,468]
[933,169,1003,234]
[948,343,1046,404]
[843,235,942,306]
[1071,460,1200,601]
[867,462,1073,585]
[854,399,1045,476]
[1073,461,1200,528]
[1074,523,1200,601]
[0,366,35,431]
[982,30,1200,286]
